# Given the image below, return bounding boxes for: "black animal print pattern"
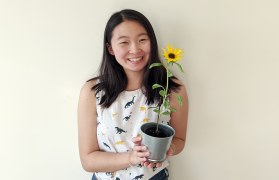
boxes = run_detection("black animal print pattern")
[124,96,135,108]
[95,90,170,179]
[115,127,127,134]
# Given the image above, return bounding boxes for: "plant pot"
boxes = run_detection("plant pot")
[140,122,175,163]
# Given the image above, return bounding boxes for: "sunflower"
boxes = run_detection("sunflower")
[162,45,183,62]
[149,44,184,133]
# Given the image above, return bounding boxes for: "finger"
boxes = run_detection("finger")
[143,161,150,167]
[167,143,176,157]
[140,159,147,166]
[148,162,156,168]
[136,151,149,158]
[139,157,147,162]
[143,162,154,168]
[156,162,162,168]
[133,145,147,152]
[167,147,174,158]
[132,136,142,145]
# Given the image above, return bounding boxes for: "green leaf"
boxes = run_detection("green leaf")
[163,100,170,108]
[174,62,184,73]
[162,111,171,115]
[176,95,183,106]
[167,71,174,78]
[159,90,166,97]
[170,107,177,112]
[149,63,162,69]
[153,109,160,113]
[152,84,164,90]
[148,106,157,110]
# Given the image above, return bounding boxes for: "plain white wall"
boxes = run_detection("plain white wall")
[1,0,279,180]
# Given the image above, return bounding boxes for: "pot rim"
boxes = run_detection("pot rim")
[140,122,175,139]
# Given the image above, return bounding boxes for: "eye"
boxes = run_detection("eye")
[140,39,147,42]
[119,41,128,45]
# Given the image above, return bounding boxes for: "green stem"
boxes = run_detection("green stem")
[156,106,160,133]
[156,62,170,133]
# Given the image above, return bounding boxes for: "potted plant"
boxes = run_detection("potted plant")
[140,44,184,162]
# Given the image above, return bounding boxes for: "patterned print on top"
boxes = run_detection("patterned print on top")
[95,89,170,180]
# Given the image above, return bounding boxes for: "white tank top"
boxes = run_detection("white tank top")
[95,88,170,180]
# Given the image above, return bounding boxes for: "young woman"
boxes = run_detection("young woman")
[78,9,188,180]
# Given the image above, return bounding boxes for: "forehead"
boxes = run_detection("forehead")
[111,20,148,39]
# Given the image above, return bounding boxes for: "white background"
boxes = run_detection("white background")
[1,0,279,179]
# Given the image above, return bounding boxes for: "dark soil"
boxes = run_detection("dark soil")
[145,126,169,137]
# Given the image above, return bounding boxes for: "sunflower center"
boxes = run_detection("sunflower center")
[168,53,175,59]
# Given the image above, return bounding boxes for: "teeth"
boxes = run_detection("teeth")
[129,57,142,62]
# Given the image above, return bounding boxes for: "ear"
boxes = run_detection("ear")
[106,43,114,55]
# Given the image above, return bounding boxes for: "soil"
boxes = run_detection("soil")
[145,126,169,137]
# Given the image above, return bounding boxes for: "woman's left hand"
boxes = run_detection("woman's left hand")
[142,144,175,168]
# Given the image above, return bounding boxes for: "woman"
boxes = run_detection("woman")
[78,9,188,180]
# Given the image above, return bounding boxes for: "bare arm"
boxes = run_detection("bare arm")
[143,80,188,168]
[78,81,148,172]
[169,80,189,155]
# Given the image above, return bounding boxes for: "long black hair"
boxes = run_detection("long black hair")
[90,9,181,108]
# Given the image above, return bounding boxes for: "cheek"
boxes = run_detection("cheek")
[143,43,151,54]
[113,47,127,59]
[115,50,126,58]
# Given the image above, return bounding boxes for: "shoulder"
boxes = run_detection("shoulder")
[171,77,183,85]
[171,78,186,93]
[79,79,97,100]
[170,78,188,102]
[78,80,98,116]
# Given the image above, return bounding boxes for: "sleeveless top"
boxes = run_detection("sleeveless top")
[95,88,170,180]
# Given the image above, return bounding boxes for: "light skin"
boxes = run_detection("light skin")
[107,20,151,90]
[78,20,188,172]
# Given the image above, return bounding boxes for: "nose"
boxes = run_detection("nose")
[129,42,141,54]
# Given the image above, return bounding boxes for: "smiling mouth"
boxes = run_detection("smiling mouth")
[128,57,143,62]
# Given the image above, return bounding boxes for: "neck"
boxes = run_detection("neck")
[125,71,144,91]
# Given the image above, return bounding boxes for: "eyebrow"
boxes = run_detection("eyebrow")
[116,33,149,40]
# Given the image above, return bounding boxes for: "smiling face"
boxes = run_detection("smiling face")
[108,20,151,76]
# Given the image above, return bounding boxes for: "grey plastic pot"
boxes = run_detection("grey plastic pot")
[140,122,175,163]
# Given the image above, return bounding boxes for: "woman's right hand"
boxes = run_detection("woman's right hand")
[129,136,150,165]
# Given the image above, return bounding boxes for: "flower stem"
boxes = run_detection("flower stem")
[156,62,170,133]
